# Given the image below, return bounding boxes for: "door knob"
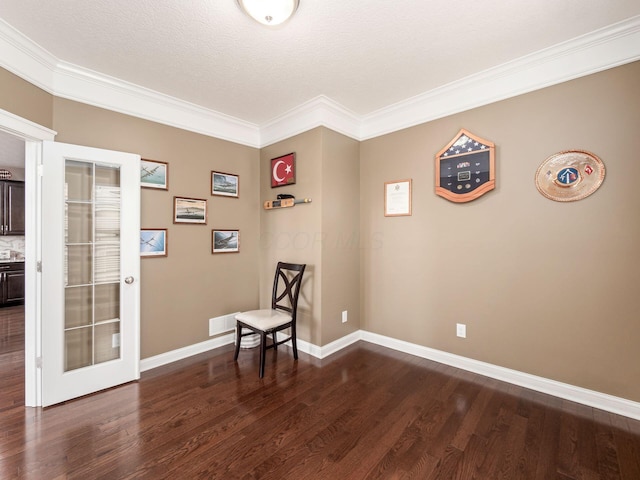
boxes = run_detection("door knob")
[124,276,135,284]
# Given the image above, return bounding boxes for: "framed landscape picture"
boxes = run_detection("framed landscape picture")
[212,229,239,253]
[140,229,167,257]
[173,196,207,224]
[140,159,168,190]
[211,171,239,198]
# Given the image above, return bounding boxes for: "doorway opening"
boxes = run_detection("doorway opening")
[0,130,26,407]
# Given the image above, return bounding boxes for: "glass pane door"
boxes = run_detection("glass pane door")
[42,141,140,407]
[64,160,121,372]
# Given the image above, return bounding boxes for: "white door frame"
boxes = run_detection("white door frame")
[0,108,56,407]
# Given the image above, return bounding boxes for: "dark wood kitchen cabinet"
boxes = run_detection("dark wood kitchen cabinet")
[1,181,25,235]
[0,262,24,306]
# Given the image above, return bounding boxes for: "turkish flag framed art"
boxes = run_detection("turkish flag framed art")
[271,152,296,188]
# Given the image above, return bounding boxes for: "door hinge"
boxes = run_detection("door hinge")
[37,164,44,177]
[36,261,42,273]
[36,357,42,369]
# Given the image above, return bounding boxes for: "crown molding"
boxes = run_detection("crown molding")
[259,95,361,147]
[360,15,640,140]
[1,16,639,148]
[0,18,57,93]
[53,61,261,147]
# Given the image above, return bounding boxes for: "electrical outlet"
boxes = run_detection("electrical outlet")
[456,323,466,338]
[342,310,348,323]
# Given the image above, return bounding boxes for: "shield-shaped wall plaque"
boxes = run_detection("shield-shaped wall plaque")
[435,129,496,203]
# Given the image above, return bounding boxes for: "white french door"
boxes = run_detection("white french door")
[41,141,140,407]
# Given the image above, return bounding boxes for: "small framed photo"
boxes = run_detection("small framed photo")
[140,159,168,190]
[384,179,412,216]
[212,229,239,253]
[140,229,167,257]
[211,171,239,198]
[174,196,207,224]
[271,152,296,188]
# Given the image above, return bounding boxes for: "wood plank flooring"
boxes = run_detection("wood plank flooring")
[1,308,639,479]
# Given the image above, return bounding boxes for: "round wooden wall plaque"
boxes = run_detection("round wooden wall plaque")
[535,150,605,202]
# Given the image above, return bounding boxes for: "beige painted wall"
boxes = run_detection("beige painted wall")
[259,128,361,346]
[321,129,361,343]
[2,61,639,402]
[0,68,53,129]
[52,98,260,358]
[360,61,640,402]
[260,129,323,344]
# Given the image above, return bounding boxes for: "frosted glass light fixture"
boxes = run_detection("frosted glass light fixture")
[237,0,299,26]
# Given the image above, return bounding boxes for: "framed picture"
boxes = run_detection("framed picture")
[212,229,239,253]
[173,196,207,224]
[384,179,412,216]
[140,229,167,257]
[211,171,239,198]
[271,152,296,188]
[140,159,168,190]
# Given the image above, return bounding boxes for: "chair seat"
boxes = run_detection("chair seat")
[236,309,292,331]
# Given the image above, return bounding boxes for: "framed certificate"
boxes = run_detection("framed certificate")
[384,179,412,216]
[435,129,495,203]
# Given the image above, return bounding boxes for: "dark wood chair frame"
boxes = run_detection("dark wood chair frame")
[234,262,306,378]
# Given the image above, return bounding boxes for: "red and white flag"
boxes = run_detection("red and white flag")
[271,153,296,187]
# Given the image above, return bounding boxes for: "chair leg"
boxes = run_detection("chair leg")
[233,324,242,361]
[272,331,278,350]
[291,326,298,360]
[259,332,267,378]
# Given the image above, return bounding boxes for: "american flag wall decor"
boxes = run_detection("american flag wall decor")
[435,129,496,203]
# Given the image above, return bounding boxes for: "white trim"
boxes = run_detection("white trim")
[360,330,640,421]
[293,331,362,359]
[361,15,640,139]
[1,16,639,147]
[53,62,261,148]
[137,327,640,420]
[0,19,56,94]
[140,333,235,372]
[259,96,361,147]
[0,108,56,141]
[0,109,56,407]
[24,142,41,407]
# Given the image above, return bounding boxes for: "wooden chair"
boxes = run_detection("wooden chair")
[234,262,306,378]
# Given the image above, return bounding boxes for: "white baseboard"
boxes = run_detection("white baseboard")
[140,333,235,372]
[360,330,640,421]
[274,330,361,359]
[139,328,640,420]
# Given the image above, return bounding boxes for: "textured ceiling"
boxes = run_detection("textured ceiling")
[1,1,639,125]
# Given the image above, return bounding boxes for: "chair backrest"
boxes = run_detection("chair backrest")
[271,262,306,320]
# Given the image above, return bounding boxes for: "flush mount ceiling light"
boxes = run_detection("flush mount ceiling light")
[237,0,299,26]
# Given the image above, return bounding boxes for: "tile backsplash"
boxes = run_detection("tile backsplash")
[0,236,25,260]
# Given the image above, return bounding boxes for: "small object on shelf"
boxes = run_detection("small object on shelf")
[263,197,312,210]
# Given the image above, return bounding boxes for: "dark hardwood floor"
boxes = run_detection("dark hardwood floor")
[1,308,640,479]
